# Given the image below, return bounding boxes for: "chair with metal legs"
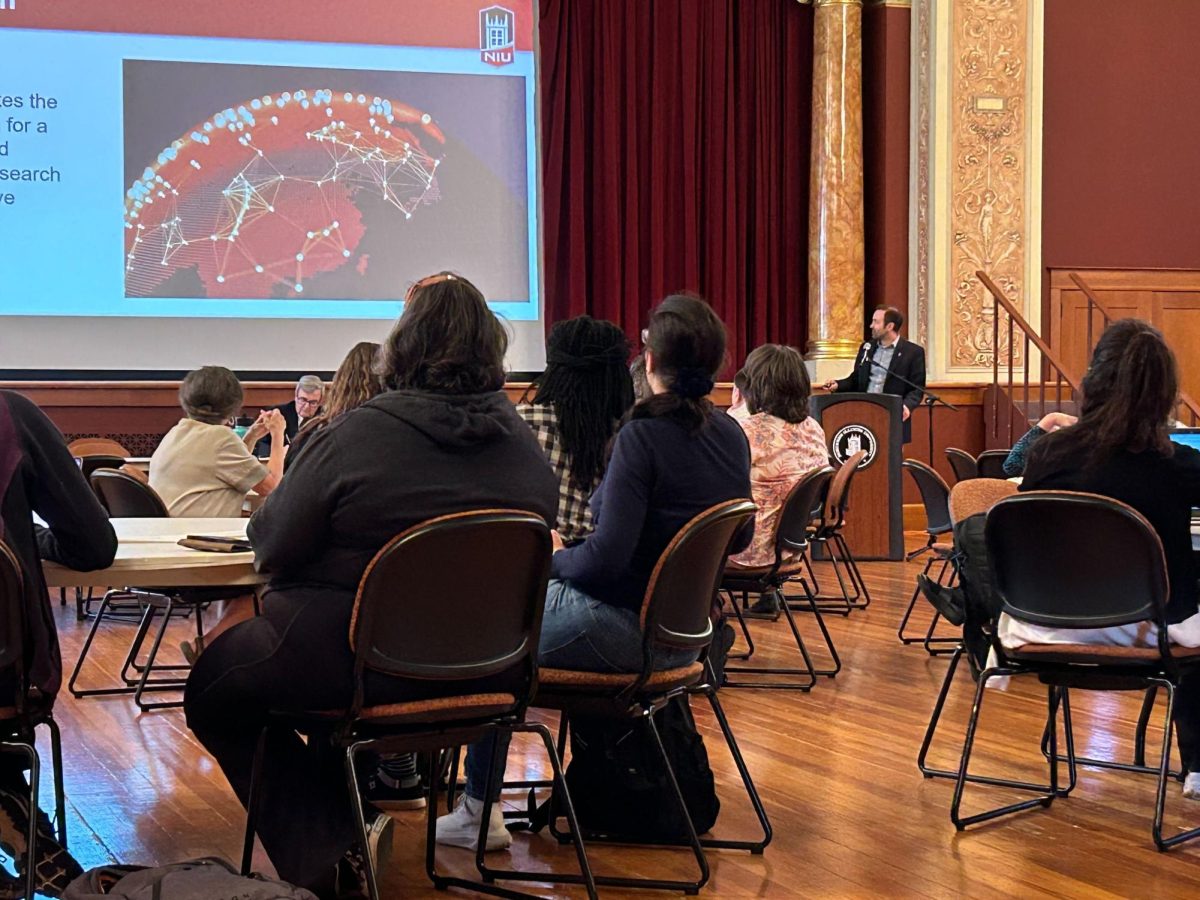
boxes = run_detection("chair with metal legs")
[721,469,841,690]
[942,491,1200,849]
[239,510,596,900]
[801,450,871,613]
[898,459,959,654]
[68,470,214,711]
[0,541,69,900]
[475,499,768,896]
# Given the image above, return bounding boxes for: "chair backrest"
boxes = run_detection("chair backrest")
[775,467,835,558]
[0,541,24,676]
[985,491,1168,632]
[825,450,867,527]
[68,437,130,458]
[945,448,979,483]
[976,449,1010,479]
[949,478,1017,526]
[90,469,170,518]
[902,459,953,536]
[79,455,127,480]
[638,499,757,655]
[349,510,552,705]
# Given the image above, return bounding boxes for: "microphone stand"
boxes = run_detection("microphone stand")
[864,357,959,467]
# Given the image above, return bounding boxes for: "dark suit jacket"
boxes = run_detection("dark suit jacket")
[253,400,302,456]
[834,337,927,443]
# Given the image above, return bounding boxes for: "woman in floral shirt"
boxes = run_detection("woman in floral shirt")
[728,344,828,569]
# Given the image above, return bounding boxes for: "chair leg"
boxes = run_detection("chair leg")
[833,532,872,609]
[475,723,598,900]
[68,593,159,698]
[0,740,40,900]
[725,591,755,662]
[45,717,67,848]
[792,583,841,677]
[950,671,1060,830]
[694,682,772,853]
[240,728,267,876]
[898,557,937,644]
[344,741,382,900]
[642,711,709,894]
[1151,678,1200,850]
[796,539,852,615]
[917,644,964,779]
[723,585,818,691]
[134,599,189,711]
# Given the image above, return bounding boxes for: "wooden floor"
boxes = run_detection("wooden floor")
[32,541,1200,898]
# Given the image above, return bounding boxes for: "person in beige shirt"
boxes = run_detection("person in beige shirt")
[150,366,286,517]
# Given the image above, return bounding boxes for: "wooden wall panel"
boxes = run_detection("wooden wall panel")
[1048,268,1200,403]
[0,380,987,507]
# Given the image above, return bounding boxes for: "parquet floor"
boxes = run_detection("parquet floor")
[35,541,1200,898]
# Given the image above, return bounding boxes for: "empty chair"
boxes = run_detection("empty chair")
[804,450,872,612]
[976,449,1010,479]
[898,459,958,653]
[945,447,979,483]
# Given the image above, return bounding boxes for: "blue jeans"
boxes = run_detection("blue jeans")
[463,579,696,800]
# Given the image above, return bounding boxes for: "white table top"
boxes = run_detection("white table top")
[42,517,264,589]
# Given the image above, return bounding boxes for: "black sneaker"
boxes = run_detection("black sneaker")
[743,591,781,619]
[360,770,426,811]
[0,787,82,898]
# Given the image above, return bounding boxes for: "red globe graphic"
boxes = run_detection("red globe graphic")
[124,90,445,298]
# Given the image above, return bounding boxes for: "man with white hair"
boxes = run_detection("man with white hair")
[255,374,324,455]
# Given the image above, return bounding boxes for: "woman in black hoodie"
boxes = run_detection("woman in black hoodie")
[183,273,558,898]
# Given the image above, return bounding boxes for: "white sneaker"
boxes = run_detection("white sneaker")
[1183,772,1200,801]
[435,795,511,851]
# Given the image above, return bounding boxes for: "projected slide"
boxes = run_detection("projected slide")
[0,0,539,321]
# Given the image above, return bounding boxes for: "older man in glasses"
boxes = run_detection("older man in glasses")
[254,374,324,456]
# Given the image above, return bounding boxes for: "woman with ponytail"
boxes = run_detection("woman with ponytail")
[1009,319,1200,799]
[440,294,753,851]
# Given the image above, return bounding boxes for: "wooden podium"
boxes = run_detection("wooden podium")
[811,392,904,561]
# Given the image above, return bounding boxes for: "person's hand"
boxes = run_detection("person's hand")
[902,405,911,422]
[822,380,838,392]
[1037,412,1077,432]
[244,412,270,442]
[266,409,287,438]
[551,530,565,553]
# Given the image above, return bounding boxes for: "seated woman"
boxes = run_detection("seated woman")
[150,366,286,517]
[1001,411,1077,477]
[1006,319,1200,799]
[517,316,633,542]
[183,273,558,899]
[439,293,752,852]
[285,341,384,469]
[728,344,828,569]
[0,390,116,895]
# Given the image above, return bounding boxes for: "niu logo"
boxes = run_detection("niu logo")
[479,5,515,68]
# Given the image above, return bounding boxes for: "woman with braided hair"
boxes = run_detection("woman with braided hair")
[440,293,754,851]
[517,316,634,542]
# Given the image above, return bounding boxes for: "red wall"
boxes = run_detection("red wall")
[1043,0,1200,270]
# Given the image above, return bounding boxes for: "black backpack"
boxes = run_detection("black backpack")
[561,694,720,841]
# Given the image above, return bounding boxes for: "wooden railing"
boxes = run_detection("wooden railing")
[1067,272,1200,427]
[977,270,1081,447]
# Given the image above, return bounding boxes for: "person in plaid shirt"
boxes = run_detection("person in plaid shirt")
[516,316,635,542]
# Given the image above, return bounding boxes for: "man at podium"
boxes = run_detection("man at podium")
[822,306,926,443]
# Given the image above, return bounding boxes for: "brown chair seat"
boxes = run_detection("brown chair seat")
[313,692,518,726]
[1008,643,1200,666]
[539,662,704,693]
[723,557,806,580]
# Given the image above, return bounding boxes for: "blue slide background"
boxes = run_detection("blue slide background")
[0,29,539,321]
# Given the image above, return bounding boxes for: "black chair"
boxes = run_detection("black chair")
[239,510,596,900]
[946,492,1200,849]
[721,469,841,690]
[68,470,209,711]
[0,540,68,900]
[897,459,959,654]
[477,499,767,895]
[77,454,126,480]
[803,450,872,613]
[945,448,979,484]
[975,449,1010,479]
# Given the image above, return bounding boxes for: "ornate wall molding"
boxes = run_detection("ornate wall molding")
[910,0,1042,380]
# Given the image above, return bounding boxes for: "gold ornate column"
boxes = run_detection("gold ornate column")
[808,0,866,380]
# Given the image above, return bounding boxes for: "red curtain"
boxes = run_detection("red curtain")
[538,0,814,371]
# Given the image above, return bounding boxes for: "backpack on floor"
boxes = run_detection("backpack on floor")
[563,694,720,841]
[62,857,317,900]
